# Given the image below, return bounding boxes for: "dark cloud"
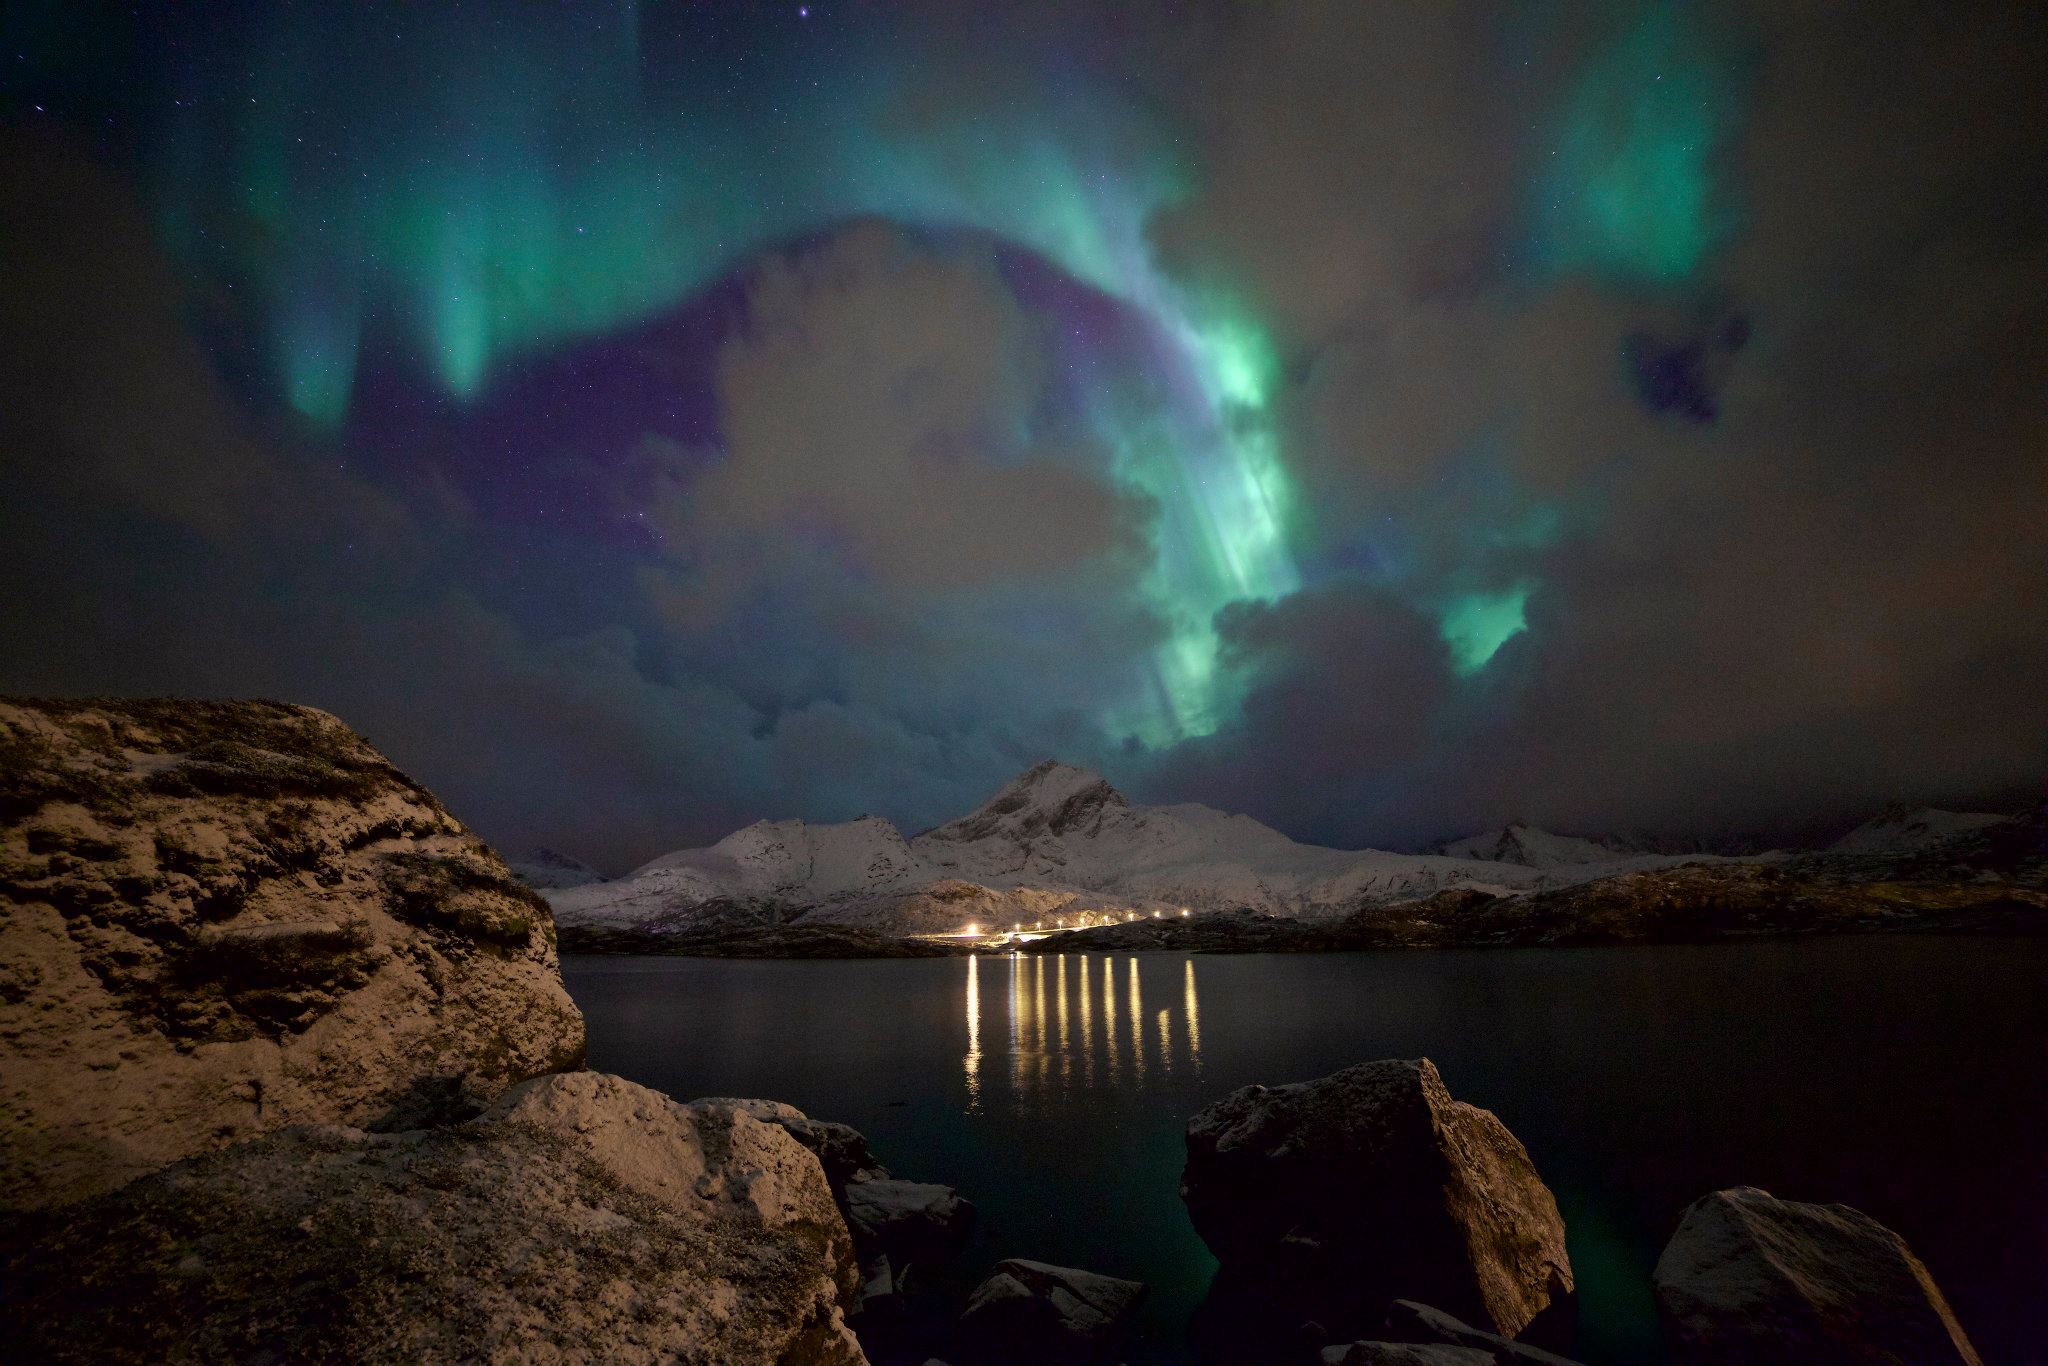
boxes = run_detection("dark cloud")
[1133,0,2048,845]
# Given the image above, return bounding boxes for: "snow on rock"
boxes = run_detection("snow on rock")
[1828,806,2007,857]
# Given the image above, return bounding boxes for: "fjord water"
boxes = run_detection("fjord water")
[563,939,2048,1366]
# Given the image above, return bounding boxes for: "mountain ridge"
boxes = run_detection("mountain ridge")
[546,760,1782,938]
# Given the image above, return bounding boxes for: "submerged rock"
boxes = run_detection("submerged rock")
[845,1175,978,1263]
[1379,1301,1585,1365]
[0,697,585,1210]
[0,1071,867,1366]
[1322,1346,1496,1366]
[1653,1186,1981,1365]
[952,1259,1147,1366]
[1182,1059,1572,1343]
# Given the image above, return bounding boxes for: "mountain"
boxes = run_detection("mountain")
[1827,806,2008,857]
[507,846,605,890]
[1435,822,1631,869]
[547,760,1720,940]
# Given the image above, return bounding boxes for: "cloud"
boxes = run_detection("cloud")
[1128,0,2048,845]
[0,132,1117,870]
[669,221,1151,600]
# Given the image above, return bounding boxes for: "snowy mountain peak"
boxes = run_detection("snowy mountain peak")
[1437,823,1625,870]
[547,764,1762,937]
[1828,806,2006,856]
[922,760,1128,846]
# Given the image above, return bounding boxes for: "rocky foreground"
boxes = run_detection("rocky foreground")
[0,697,1142,1366]
[4,1073,869,1366]
[1177,1060,1981,1366]
[0,698,2003,1365]
[0,697,584,1207]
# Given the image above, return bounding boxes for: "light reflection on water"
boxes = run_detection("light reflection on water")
[973,953,1201,1104]
[566,937,2048,1366]
[1129,955,1146,1083]
[963,953,981,1110]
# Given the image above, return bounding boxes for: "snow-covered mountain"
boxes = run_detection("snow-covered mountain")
[507,847,605,890]
[1827,806,2007,857]
[546,760,1721,938]
[1435,822,1630,869]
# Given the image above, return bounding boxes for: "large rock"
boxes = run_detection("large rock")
[1181,1059,1572,1342]
[1653,1186,1981,1365]
[952,1259,1146,1366]
[0,697,586,1208]
[0,1071,868,1366]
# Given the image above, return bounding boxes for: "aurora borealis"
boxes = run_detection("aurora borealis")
[132,1,1312,744]
[4,1,2045,868]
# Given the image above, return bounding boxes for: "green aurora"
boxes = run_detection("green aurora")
[119,0,1741,743]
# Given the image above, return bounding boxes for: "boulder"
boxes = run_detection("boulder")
[1181,1059,1572,1342]
[0,1071,868,1366]
[857,1254,905,1318]
[845,1174,977,1262]
[703,1096,892,1197]
[704,1102,968,1364]
[1323,1346,1497,1366]
[1380,1301,1584,1365]
[953,1259,1146,1366]
[0,697,586,1209]
[1653,1186,1981,1365]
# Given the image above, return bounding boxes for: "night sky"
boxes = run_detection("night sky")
[2,2,2043,872]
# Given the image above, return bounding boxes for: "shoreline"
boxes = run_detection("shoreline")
[556,863,2048,960]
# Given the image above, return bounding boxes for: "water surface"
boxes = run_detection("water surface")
[563,939,2048,1365]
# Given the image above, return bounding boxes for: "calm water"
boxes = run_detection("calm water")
[563,940,2048,1366]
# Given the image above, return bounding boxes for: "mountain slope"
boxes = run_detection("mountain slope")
[507,847,604,890]
[547,761,1680,937]
[1827,806,2007,857]
[1437,822,1629,869]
